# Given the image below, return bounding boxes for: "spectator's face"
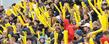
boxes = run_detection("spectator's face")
[54,0,59,4]
[83,26,89,32]
[5,19,9,23]
[40,38,45,43]
[93,24,97,28]
[74,33,79,38]
[48,9,52,16]
[27,39,32,44]
[2,31,7,37]
[10,37,16,42]
[0,34,2,38]
[34,21,38,26]
[92,21,100,29]
[55,24,61,32]
[25,18,31,23]
[9,17,13,21]
[84,15,88,20]
[0,6,3,12]
[55,28,60,33]
[16,23,21,31]
[0,6,2,10]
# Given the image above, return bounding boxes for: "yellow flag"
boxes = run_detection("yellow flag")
[23,36,26,44]
[94,0,96,6]
[89,38,94,44]
[46,37,51,44]
[21,14,26,22]
[18,9,26,22]
[31,11,35,21]
[90,21,93,30]
[101,14,108,32]
[28,26,35,34]
[38,15,46,26]
[87,28,102,38]
[42,29,45,36]
[37,31,40,39]
[10,9,17,16]
[29,2,33,11]
[23,23,29,26]
[18,16,25,26]
[40,15,50,27]
[43,11,51,27]
[81,2,87,8]
[62,7,66,20]
[22,31,27,44]
[8,34,12,39]
[38,13,50,27]
[18,2,23,8]
[13,6,18,15]
[44,6,47,11]
[54,31,58,44]
[97,0,104,15]
[29,12,32,18]
[41,6,45,12]
[96,0,108,32]
[88,0,101,17]
[88,0,108,32]
[64,30,68,44]
[5,23,11,27]
[59,2,63,10]
[0,25,7,31]
[54,3,61,13]
[39,7,43,13]
[12,25,17,34]
[23,1,26,9]
[88,0,102,22]
[64,3,71,13]
[23,2,27,13]
[106,0,109,6]
[3,39,7,44]
[88,13,93,30]
[34,7,50,27]
[74,12,79,26]
[5,9,12,16]
[0,30,2,34]
[34,7,40,16]
[44,11,50,18]
[73,4,81,22]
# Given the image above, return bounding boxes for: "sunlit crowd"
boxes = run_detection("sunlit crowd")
[0,0,109,44]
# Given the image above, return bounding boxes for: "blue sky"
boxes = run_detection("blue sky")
[1,0,21,9]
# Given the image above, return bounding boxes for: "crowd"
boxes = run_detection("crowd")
[0,0,109,44]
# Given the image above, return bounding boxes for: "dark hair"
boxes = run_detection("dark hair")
[41,0,47,3]
[38,24,44,31]
[35,20,40,24]
[0,26,3,31]
[12,3,16,6]
[29,22,34,26]
[105,7,109,10]
[103,31,109,35]
[20,7,24,13]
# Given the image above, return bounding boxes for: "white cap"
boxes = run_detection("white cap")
[82,23,90,27]
[56,15,61,19]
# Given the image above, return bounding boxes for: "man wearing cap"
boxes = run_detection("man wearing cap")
[74,30,84,44]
